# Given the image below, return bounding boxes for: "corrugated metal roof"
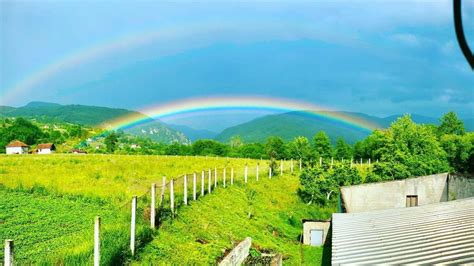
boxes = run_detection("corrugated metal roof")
[332,198,474,265]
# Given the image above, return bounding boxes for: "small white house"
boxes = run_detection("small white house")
[37,143,56,154]
[6,140,29,154]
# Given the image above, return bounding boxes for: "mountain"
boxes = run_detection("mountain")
[215,111,379,144]
[215,111,474,144]
[0,102,190,144]
[166,124,217,141]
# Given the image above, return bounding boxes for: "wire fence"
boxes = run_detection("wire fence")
[3,156,376,265]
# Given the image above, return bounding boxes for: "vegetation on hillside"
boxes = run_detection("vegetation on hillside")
[299,112,473,207]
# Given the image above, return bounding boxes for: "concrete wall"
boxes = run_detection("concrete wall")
[448,174,474,200]
[219,237,251,266]
[6,147,28,154]
[303,221,330,246]
[341,173,449,213]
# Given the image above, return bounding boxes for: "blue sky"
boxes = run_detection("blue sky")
[1,0,473,119]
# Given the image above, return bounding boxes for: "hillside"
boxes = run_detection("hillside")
[215,111,474,143]
[166,123,217,141]
[215,111,378,144]
[0,102,190,144]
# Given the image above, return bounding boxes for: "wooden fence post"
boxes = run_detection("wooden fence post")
[208,169,212,193]
[269,166,272,179]
[280,159,283,175]
[245,164,248,183]
[256,163,259,181]
[160,176,166,206]
[170,179,175,214]
[201,170,205,196]
[94,216,100,266]
[223,168,226,188]
[130,196,137,256]
[184,174,188,205]
[214,167,217,188]
[151,183,156,229]
[4,239,13,266]
[193,172,197,201]
[231,167,234,185]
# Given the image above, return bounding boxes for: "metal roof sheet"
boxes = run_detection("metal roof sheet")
[332,198,474,265]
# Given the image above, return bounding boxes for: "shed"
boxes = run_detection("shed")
[5,140,29,154]
[37,143,56,154]
[331,198,474,265]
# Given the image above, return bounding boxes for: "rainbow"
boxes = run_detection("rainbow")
[102,96,380,132]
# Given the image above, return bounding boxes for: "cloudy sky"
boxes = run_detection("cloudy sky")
[1,0,473,118]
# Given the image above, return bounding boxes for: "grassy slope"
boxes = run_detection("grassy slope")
[134,173,335,265]
[0,188,135,264]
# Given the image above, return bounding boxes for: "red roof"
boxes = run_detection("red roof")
[6,140,29,148]
[37,143,55,149]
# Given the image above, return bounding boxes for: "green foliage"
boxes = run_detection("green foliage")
[104,132,118,152]
[287,136,312,162]
[192,139,229,156]
[439,133,474,173]
[265,136,286,160]
[334,138,352,160]
[313,131,333,159]
[438,111,465,136]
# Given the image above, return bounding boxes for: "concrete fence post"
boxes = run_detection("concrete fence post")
[269,166,272,179]
[299,158,302,170]
[231,167,234,185]
[130,196,137,256]
[160,176,166,207]
[245,164,248,183]
[193,172,197,201]
[184,175,188,205]
[151,183,156,229]
[368,158,371,166]
[280,159,283,175]
[170,179,175,214]
[256,163,259,181]
[376,159,379,163]
[320,157,322,166]
[360,158,363,164]
[223,168,226,188]
[201,170,205,196]
[290,159,294,174]
[214,167,217,188]
[94,216,100,266]
[208,169,212,193]
[4,239,13,266]
[350,158,353,168]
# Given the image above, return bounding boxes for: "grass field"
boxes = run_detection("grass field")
[1,154,333,264]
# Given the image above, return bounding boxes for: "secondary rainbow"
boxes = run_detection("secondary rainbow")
[102,96,380,132]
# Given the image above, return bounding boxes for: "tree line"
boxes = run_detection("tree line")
[299,111,473,206]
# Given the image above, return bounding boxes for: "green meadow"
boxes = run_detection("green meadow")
[1,154,336,264]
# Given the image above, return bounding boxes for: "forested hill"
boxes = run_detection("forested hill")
[0,102,190,144]
[215,111,474,144]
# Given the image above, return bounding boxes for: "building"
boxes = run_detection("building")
[5,140,29,154]
[332,198,474,265]
[36,143,56,154]
[70,149,87,154]
[331,173,474,265]
[302,220,330,246]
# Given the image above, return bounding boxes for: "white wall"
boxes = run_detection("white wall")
[6,147,28,154]
[37,148,52,154]
[341,173,448,213]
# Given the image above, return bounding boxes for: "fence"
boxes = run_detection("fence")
[3,156,375,265]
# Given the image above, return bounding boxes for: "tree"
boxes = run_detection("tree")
[265,136,286,160]
[334,138,352,160]
[439,133,473,173]
[287,136,311,162]
[104,132,118,153]
[313,131,333,159]
[2,117,44,145]
[229,135,243,148]
[373,115,450,179]
[438,111,465,136]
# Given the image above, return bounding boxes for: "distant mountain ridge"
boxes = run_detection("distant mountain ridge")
[215,111,474,144]
[0,101,190,144]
